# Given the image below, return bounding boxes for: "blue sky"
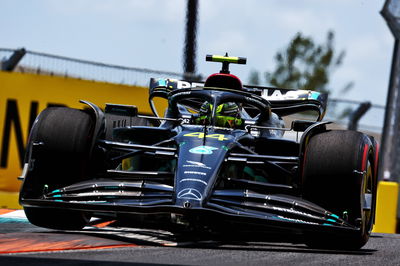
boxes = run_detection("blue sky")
[0,0,393,105]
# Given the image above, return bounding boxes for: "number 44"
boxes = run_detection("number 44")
[184,132,228,141]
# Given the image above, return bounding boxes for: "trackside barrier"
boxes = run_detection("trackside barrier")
[373,181,399,233]
[0,192,19,209]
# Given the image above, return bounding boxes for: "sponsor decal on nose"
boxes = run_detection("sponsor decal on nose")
[177,188,202,201]
[189,146,217,155]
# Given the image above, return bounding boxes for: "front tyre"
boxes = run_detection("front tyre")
[21,107,94,230]
[302,130,377,250]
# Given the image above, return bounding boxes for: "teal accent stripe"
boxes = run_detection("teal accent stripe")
[0,217,28,224]
[329,214,339,219]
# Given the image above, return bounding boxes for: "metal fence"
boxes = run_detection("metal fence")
[0,48,385,134]
[325,99,385,133]
[0,48,185,87]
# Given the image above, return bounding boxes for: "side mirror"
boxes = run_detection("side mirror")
[105,104,138,117]
[291,120,315,132]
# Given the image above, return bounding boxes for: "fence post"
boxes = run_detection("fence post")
[1,48,26,71]
[183,0,199,80]
[380,1,400,182]
[347,101,371,131]
[373,0,400,233]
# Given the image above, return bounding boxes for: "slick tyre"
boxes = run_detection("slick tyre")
[22,107,94,230]
[302,130,377,250]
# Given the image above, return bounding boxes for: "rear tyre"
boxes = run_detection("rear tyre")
[22,107,94,230]
[302,130,376,250]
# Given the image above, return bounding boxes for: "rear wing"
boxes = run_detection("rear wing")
[149,78,328,121]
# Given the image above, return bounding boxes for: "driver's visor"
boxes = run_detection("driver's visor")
[195,115,243,128]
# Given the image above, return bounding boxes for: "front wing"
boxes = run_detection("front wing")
[20,178,359,238]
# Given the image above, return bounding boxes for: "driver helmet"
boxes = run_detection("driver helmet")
[196,101,243,128]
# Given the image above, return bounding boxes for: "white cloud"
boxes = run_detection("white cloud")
[346,34,392,64]
[273,8,334,34]
[43,0,186,23]
[205,31,248,53]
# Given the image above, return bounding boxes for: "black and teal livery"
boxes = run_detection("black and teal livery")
[19,54,378,250]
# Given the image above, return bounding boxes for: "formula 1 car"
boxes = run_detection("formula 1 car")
[19,54,378,250]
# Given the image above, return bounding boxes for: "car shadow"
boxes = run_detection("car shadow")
[0,256,184,266]
[200,242,377,256]
[51,226,377,256]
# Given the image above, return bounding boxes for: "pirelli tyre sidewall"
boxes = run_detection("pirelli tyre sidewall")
[22,107,94,230]
[302,130,377,250]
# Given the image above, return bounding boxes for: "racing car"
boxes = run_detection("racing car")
[19,54,378,250]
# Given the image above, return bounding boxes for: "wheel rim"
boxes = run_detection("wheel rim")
[362,158,373,233]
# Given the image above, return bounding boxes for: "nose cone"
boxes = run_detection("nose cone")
[174,145,228,208]
[173,126,236,209]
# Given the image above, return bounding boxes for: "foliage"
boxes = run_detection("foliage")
[251,31,353,94]
[248,70,260,86]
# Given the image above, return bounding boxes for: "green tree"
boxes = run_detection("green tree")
[263,31,353,94]
[248,69,261,85]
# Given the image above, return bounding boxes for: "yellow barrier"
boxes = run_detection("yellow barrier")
[373,181,399,233]
[0,71,167,208]
[0,191,19,209]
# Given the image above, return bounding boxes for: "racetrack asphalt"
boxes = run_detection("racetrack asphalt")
[0,210,399,265]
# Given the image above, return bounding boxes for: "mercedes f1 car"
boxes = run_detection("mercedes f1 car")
[19,54,378,250]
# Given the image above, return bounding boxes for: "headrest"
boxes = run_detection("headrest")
[204,73,242,90]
